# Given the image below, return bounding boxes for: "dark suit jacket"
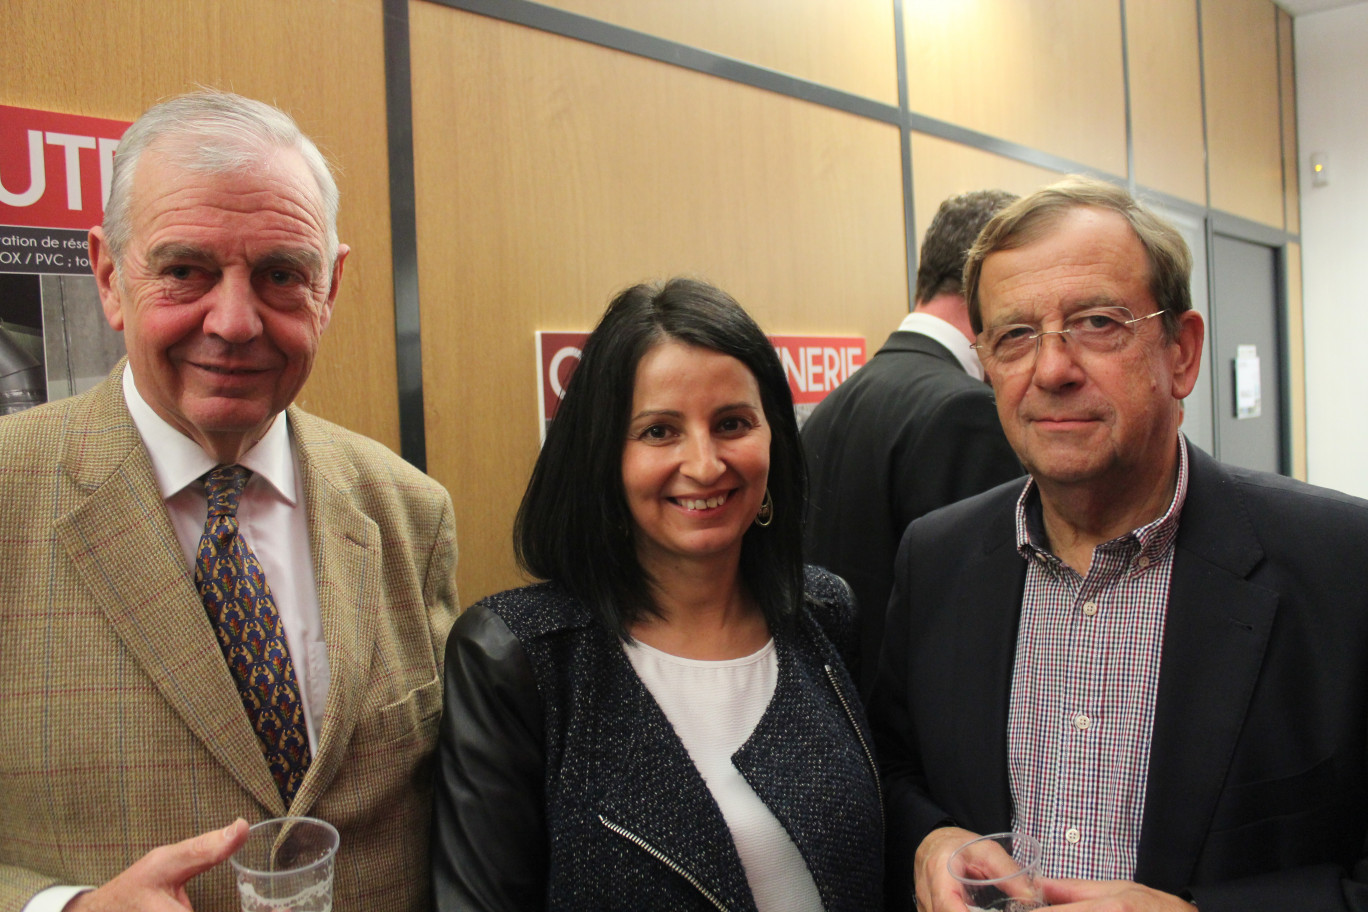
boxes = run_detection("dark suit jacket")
[0,369,459,912]
[801,329,1022,689]
[869,442,1368,912]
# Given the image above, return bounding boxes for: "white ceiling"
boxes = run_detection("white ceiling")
[1276,0,1368,16]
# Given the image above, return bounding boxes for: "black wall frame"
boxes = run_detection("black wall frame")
[383,0,428,472]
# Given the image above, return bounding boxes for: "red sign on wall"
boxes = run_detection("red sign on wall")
[536,331,588,439]
[535,331,866,440]
[769,335,866,405]
[1,105,131,276]
[1,105,130,230]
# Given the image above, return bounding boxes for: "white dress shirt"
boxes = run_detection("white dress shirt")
[120,363,329,747]
[896,310,985,381]
[23,366,328,912]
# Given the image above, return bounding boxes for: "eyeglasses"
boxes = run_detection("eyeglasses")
[971,306,1165,373]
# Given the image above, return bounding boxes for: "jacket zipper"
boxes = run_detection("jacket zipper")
[825,664,885,832]
[598,814,732,912]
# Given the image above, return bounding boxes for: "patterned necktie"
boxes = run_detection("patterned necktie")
[195,464,311,805]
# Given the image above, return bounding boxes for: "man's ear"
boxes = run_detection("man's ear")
[318,243,349,332]
[88,227,124,331]
[1170,309,1205,399]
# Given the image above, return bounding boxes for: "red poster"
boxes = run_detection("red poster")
[768,335,866,406]
[1,104,131,275]
[536,331,588,439]
[1,105,131,414]
[535,331,866,439]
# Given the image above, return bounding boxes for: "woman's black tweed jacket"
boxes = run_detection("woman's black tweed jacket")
[431,565,884,911]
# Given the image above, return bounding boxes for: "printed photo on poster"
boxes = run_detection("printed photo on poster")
[1,104,131,415]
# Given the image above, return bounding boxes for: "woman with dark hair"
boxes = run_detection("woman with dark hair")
[431,278,882,912]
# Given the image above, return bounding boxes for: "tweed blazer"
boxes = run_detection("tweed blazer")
[432,567,884,912]
[0,368,458,912]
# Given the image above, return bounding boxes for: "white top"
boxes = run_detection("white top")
[896,310,984,381]
[25,370,329,911]
[623,639,824,912]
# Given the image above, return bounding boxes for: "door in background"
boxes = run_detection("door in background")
[1209,234,1284,474]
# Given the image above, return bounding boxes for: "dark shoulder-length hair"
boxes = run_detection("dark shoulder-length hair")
[514,277,806,639]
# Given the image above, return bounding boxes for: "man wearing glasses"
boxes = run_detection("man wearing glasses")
[871,176,1368,912]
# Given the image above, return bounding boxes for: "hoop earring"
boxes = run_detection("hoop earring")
[754,488,774,527]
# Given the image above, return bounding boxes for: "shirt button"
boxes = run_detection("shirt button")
[1074,713,1091,731]
[1137,555,1151,569]
[1065,827,1081,845]
[1082,601,1098,616]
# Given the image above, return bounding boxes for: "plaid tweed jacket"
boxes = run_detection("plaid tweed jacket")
[0,367,459,912]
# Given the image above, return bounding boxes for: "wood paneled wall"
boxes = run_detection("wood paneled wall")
[909,134,1063,256]
[1126,0,1207,205]
[409,5,906,602]
[536,0,898,105]
[1204,0,1285,227]
[1279,8,1301,235]
[1,0,401,451]
[4,0,1307,602]
[1280,12,1304,475]
[408,0,1305,598]
[903,0,1128,178]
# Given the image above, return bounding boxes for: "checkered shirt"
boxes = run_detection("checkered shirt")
[1007,437,1190,880]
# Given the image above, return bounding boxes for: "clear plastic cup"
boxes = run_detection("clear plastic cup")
[230,816,339,912]
[947,831,1045,912]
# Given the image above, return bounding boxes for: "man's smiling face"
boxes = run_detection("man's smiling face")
[92,142,347,461]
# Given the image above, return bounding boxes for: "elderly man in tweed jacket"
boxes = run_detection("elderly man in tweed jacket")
[0,90,457,912]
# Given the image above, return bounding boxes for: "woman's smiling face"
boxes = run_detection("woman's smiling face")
[621,340,771,578]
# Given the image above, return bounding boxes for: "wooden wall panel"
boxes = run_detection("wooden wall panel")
[7,0,1307,589]
[0,0,400,450]
[410,4,907,603]
[1126,0,1207,205]
[1286,241,1306,480]
[534,0,898,106]
[903,0,1127,177]
[1203,0,1284,228]
[1279,8,1300,236]
[910,133,1062,258]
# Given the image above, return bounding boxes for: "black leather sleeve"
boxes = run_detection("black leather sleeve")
[432,603,548,912]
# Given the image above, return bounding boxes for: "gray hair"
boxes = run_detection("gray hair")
[962,175,1192,338]
[103,89,340,263]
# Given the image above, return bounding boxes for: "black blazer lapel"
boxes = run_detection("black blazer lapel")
[1135,446,1279,891]
[878,483,1025,846]
[944,506,1025,833]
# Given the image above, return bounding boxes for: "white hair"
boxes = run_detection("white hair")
[103,89,340,263]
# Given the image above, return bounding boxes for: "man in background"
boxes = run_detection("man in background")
[801,190,1022,688]
[872,176,1368,911]
[0,90,457,911]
